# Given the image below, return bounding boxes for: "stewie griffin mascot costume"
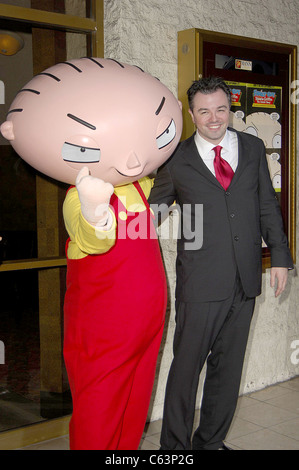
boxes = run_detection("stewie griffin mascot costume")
[1,57,183,450]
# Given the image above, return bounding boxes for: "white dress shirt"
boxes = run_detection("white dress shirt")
[194,129,238,176]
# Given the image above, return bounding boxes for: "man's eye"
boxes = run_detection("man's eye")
[156,120,176,149]
[62,142,101,163]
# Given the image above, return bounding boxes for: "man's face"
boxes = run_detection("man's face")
[188,89,230,144]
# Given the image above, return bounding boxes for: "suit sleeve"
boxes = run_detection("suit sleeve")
[148,161,177,225]
[258,142,293,269]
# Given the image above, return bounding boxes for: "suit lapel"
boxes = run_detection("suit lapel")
[181,134,223,189]
[181,130,248,190]
[228,128,247,189]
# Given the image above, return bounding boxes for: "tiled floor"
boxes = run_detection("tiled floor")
[19,376,299,450]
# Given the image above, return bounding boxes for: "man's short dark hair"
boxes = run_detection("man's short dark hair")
[187,76,232,110]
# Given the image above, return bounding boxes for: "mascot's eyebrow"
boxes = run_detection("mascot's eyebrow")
[67,113,96,130]
[155,96,166,115]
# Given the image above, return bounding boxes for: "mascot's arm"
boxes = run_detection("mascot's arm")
[63,174,152,259]
[63,186,116,259]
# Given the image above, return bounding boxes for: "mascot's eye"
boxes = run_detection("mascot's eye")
[62,142,101,163]
[156,120,176,149]
[244,126,258,137]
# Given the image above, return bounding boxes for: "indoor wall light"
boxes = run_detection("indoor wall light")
[0,31,24,56]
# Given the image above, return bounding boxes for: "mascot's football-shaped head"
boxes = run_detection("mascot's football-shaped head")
[1,58,183,186]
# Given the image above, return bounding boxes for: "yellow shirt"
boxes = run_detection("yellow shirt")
[63,177,153,260]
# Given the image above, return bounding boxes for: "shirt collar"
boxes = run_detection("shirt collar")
[194,130,231,159]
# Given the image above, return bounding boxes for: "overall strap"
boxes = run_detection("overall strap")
[132,181,150,209]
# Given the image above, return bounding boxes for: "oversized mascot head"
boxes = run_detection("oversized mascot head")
[1,58,182,186]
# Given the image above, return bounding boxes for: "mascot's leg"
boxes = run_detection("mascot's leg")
[65,351,134,450]
[64,319,165,450]
[116,321,165,450]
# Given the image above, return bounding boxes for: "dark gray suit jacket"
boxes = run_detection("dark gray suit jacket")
[149,129,293,302]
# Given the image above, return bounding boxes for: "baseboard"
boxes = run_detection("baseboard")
[0,415,71,450]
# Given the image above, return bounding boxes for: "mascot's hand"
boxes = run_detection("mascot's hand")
[76,167,114,227]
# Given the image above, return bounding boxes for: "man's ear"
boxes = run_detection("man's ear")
[0,121,15,141]
[188,108,195,124]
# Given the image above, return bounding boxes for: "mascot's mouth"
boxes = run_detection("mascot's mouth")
[115,168,144,178]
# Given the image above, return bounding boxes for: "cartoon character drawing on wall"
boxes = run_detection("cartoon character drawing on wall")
[0,58,183,450]
[229,110,246,132]
[244,112,282,196]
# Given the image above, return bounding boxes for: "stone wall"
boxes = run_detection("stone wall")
[103,0,299,421]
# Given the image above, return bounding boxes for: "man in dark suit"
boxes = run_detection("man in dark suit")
[149,77,293,450]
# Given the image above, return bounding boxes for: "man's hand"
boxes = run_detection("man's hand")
[76,167,114,227]
[270,267,288,297]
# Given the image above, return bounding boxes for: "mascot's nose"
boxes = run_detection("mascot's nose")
[126,152,142,170]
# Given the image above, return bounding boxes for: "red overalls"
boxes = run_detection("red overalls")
[63,182,167,450]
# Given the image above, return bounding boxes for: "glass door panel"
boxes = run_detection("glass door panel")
[0,0,97,437]
[0,0,88,17]
[0,269,42,431]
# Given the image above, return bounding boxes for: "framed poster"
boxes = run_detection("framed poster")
[178,28,297,267]
[228,82,282,197]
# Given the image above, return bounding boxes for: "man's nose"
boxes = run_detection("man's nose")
[126,152,142,170]
[209,111,218,122]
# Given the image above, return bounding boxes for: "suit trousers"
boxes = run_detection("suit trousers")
[160,275,255,450]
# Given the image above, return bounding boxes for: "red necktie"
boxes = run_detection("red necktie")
[213,145,234,190]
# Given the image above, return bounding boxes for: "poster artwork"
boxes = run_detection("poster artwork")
[227,82,282,201]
